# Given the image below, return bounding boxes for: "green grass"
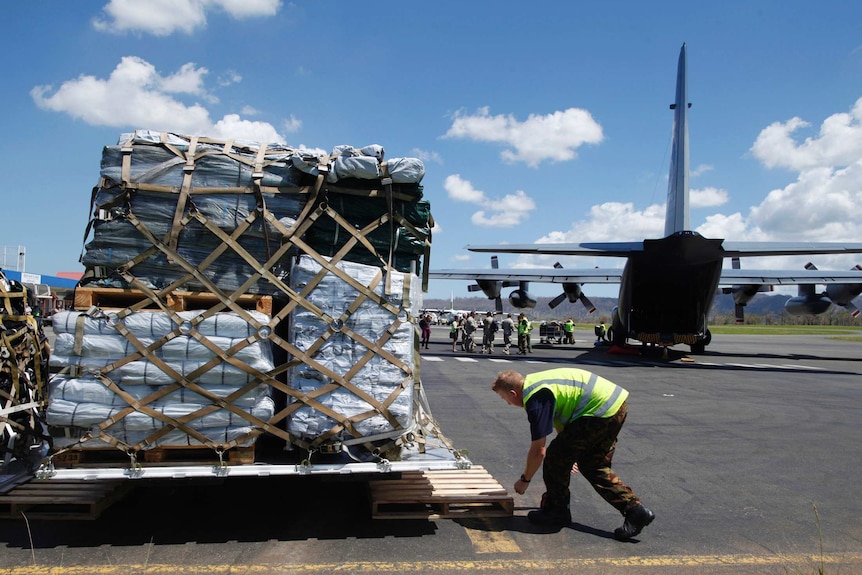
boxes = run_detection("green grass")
[706,324,862,337]
[574,323,862,339]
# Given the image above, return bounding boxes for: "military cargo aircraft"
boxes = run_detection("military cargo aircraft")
[430,44,862,353]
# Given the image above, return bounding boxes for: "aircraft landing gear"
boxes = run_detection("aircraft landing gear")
[689,329,712,354]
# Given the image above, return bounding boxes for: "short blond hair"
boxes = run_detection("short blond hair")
[492,370,525,393]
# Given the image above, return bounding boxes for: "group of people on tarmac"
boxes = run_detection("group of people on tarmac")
[449,311,496,353]
[446,311,538,355]
[432,313,611,353]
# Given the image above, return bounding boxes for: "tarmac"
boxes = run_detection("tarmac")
[1,326,861,574]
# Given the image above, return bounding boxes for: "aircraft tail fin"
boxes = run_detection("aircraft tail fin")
[665,43,691,236]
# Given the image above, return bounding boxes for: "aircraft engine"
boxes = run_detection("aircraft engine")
[824,264,862,317]
[731,284,766,307]
[469,280,501,300]
[791,263,862,317]
[467,256,505,313]
[508,282,536,309]
[784,294,833,316]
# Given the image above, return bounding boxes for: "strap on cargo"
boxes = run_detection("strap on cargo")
[166,135,199,254]
[382,170,395,296]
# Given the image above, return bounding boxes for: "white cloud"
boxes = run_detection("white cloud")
[750,98,862,171]
[690,164,714,177]
[283,114,302,133]
[445,174,485,204]
[743,100,862,256]
[217,70,243,87]
[748,163,862,241]
[443,106,603,167]
[212,114,283,143]
[444,174,535,227]
[215,0,282,19]
[507,201,665,270]
[695,212,752,240]
[158,62,209,94]
[691,186,729,208]
[695,100,862,273]
[32,56,287,144]
[551,202,665,243]
[93,0,281,36]
[411,148,443,164]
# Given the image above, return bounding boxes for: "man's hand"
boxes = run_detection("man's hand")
[514,477,530,494]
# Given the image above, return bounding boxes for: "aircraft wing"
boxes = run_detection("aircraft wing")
[429,266,862,287]
[719,268,862,286]
[720,241,862,257]
[465,243,643,257]
[428,268,623,284]
[466,240,862,258]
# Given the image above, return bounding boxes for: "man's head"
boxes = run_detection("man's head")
[492,370,525,407]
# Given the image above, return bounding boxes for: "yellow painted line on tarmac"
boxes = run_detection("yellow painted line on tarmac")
[463,525,521,554]
[4,554,862,574]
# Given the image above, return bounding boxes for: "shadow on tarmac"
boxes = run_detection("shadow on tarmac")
[0,475,438,549]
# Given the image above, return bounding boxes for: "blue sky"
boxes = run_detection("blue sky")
[2,1,862,301]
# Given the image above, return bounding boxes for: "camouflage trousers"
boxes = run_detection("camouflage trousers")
[542,401,640,515]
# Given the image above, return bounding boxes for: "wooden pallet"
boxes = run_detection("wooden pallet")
[368,466,514,520]
[73,286,273,315]
[51,444,255,468]
[0,479,132,520]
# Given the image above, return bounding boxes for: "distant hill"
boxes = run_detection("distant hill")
[421,292,859,325]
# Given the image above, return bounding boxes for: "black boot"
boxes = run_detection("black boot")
[527,506,571,526]
[614,503,654,541]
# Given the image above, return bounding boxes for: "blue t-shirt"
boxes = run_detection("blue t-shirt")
[525,388,555,441]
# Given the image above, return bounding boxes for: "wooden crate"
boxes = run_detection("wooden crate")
[369,466,514,520]
[73,286,272,315]
[0,479,132,520]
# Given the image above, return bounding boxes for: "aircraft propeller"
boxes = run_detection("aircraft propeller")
[467,256,506,313]
[548,262,596,313]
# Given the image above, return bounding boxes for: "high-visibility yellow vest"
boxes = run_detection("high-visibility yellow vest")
[522,368,628,432]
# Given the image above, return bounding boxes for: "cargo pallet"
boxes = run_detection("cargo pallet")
[369,466,514,520]
[72,286,273,314]
[0,478,132,520]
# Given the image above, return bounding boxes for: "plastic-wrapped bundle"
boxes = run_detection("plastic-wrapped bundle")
[49,378,269,408]
[48,357,271,387]
[101,135,308,190]
[89,132,309,293]
[305,196,432,273]
[82,214,293,294]
[286,255,420,444]
[52,309,270,338]
[46,396,275,431]
[48,309,275,448]
[51,333,269,361]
